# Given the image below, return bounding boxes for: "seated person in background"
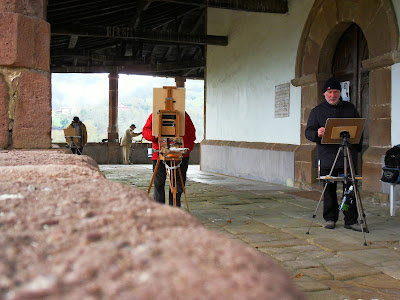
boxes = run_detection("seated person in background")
[66,116,87,155]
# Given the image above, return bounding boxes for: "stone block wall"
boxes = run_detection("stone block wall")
[55,142,200,165]
[0,0,51,150]
[0,76,8,148]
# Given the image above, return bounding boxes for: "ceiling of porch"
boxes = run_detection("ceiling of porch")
[47,0,288,79]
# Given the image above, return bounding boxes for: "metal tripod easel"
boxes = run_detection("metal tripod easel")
[147,151,190,212]
[306,117,368,246]
[65,135,82,155]
[306,131,369,245]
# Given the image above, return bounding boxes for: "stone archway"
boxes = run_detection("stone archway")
[292,0,399,197]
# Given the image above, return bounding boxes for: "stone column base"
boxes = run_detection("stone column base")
[107,141,120,164]
[294,144,317,187]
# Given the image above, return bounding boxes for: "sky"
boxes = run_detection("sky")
[51,73,204,109]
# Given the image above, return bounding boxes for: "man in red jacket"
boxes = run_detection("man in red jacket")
[142,112,196,207]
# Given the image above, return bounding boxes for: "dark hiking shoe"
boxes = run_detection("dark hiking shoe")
[344,223,366,232]
[324,221,336,229]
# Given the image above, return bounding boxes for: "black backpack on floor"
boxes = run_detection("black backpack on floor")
[384,144,400,167]
[381,145,400,183]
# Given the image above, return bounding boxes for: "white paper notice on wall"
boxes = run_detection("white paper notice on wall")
[274,83,290,118]
[340,81,350,101]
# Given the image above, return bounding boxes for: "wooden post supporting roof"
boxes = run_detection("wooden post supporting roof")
[108,72,120,163]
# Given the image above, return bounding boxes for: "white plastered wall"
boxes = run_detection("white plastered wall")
[392,1,400,146]
[392,63,400,145]
[206,0,314,144]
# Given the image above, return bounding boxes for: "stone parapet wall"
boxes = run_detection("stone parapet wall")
[55,142,200,165]
[0,150,303,299]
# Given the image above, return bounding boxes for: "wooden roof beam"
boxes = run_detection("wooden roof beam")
[51,58,205,74]
[149,0,288,14]
[130,0,153,29]
[68,35,78,48]
[51,24,228,46]
[190,9,205,34]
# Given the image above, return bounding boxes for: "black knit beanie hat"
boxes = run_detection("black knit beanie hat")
[323,78,341,92]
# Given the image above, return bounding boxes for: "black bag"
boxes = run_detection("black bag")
[381,166,400,183]
[384,145,400,168]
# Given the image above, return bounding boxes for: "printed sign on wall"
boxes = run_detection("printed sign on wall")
[340,81,350,101]
[274,83,290,118]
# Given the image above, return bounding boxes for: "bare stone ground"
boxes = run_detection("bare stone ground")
[101,164,400,300]
[0,150,303,300]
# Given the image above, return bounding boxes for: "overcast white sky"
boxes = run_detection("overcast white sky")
[51,73,204,109]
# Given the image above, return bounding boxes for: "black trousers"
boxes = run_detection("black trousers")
[71,147,83,155]
[152,157,189,207]
[320,168,358,225]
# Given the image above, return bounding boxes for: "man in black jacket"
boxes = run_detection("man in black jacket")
[305,78,363,231]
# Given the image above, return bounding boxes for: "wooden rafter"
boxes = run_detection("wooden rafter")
[148,0,288,13]
[51,25,228,46]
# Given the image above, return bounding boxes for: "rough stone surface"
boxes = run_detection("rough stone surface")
[0,150,304,300]
[0,75,8,149]
[0,0,46,18]
[13,71,51,149]
[364,4,397,57]
[0,13,50,70]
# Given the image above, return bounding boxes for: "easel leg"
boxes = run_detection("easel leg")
[307,147,343,234]
[307,181,329,234]
[172,161,177,207]
[346,147,369,246]
[390,184,396,216]
[165,162,177,207]
[148,159,160,194]
[178,166,190,213]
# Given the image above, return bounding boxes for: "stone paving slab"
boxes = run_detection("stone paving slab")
[183,201,221,210]
[256,238,310,248]
[237,232,295,244]
[323,262,382,281]
[258,244,324,255]
[298,267,334,281]
[303,289,348,300]
[223,222,277,234]
[284,227,381,251]
[273,250,335,262]
[339,248,400,266]
[376,260,400,280]
[283,259,322,269]
[254,216,318,228]
[100,165,400,300]
[292,275,330,292]
[322,274,400,299]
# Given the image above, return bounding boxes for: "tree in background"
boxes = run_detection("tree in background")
[51,74,204,144]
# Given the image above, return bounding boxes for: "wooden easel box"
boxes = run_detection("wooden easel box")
[63,127,81,145]
[152,88,185,136]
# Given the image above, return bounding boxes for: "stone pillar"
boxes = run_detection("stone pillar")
[292,74,329,187]
[175,76,186,88]
[0,0,51,149]
[107,72,120,163]
[108,72,119,142]
[362,67,392,194]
